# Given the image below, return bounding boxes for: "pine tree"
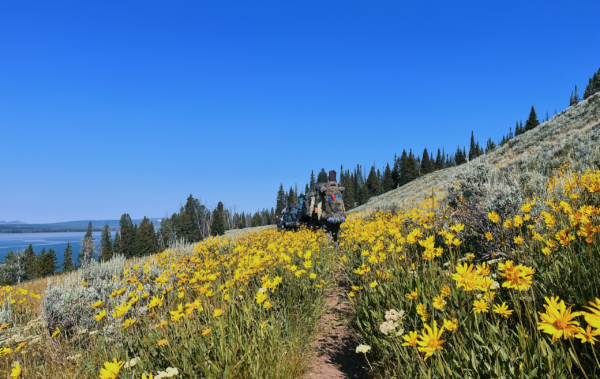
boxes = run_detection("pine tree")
[343,170,356,209]
[78,221,96,265]
[119,214,136,258]
[305,183,309,194]
[468,132,477,160]
[183,195,202,242]
[309,170,316,190]
[514,121,520,137]
[435,149,443,170]
[403,150,419,183]
[455,146,467,165]
[138,217,158,256]
[420,147,433,174]
[24,243,36,280]
[113,231,121,255]
[275,184,286,215]
[524,106,540,132]
[583,68,600,100]
[317,168,328,183]
[570,85,579,106]
[287,186,296,205]
[398,150,410,186]
[39,248,58,277]
[391,154,400,187]
[382,163,394,192]
[99,223,113,262]
[62,242,75,272]
[211,202,226,236]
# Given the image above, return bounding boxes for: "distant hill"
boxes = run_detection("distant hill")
[0,218,162,233]
[0,220,28,224]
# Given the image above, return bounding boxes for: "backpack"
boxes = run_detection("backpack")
[287,204,297,221]
[320,181,346,221]
[297,194,311,222]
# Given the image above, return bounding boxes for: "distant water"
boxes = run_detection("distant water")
[0,232,116,265]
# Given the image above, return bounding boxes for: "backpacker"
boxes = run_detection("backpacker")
[318,181,346,223]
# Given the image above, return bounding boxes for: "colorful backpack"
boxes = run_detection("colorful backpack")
[321,181,346,222]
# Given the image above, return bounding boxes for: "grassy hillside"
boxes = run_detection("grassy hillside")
[351,93,600,214]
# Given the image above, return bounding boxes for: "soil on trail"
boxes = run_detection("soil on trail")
[305,272,371,379]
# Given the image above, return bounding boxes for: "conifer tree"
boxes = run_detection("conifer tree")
[99,224,113,262]
[583,68,600,100]
[317,168,328,183]
[178,210,199,243]
[398,150,410,186]
[305,184,309,194]
[62,242,75,272]
[455,146,467,165]
[211,202,226,236]
[309,170,316,190]
[420,147,433,174]
[435,149,443,170]
[524,106,539,132]
[570,85,579,106]
[119,214,136,258]
[138,217,158,256]
[382,163,394,193]
[113,231,121,255]
[79,221,96,265]
[468,132,477,160]
[39,248,58,277]
[275,184,286,215]
[287,187,296,205]
[391,154,400,187]
[343,170,356,209]
[24,244,36,280]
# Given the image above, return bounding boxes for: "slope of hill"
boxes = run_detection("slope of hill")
[350,93,600,214]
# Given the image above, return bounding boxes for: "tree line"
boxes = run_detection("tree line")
[158,194,276,246]
[276,66,600,212]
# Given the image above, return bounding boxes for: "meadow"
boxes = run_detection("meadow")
[0,95,599,378]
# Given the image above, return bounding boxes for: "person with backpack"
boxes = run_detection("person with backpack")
[314,171,346,242]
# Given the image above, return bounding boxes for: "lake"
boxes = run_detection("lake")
[0,231,116,265]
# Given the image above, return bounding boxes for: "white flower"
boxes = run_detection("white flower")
[395,328,405,336]
[384,309,404,321]
[491,281,500,290]
[89,330,100,335]
[156,367,180,378]
[356,344,371,354]
[379,321,396,335]
[476,294,483,299]
[258,287,267,293]
[124,357,141,368]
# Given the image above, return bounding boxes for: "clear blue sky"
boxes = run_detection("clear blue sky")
[1,1,598,223]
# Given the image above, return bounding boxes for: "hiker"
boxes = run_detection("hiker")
[314,171,346,242]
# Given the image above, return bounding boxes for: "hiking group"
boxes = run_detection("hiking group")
[276,170,346,242]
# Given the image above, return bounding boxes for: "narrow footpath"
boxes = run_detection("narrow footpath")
[305,271,371,379]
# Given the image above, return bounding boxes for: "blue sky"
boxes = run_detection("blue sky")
[1,1,598,223]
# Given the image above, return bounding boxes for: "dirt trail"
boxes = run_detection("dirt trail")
[304,272,371,379]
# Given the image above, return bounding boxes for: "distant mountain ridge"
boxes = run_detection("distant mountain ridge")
[0,218,162,233]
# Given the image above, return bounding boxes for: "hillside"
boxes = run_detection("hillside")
[350,93,600,214]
